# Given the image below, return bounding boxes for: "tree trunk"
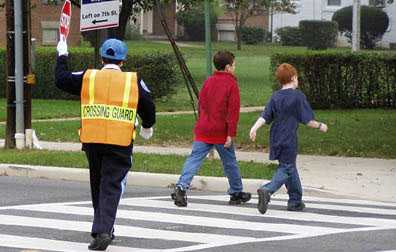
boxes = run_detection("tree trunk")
[236,24,241,50]
[107,0,134,39]
[235,9,242,50]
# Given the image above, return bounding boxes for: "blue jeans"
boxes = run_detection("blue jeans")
[176,141,243,194]
[260,162,303,206]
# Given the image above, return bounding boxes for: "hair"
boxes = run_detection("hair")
[276,63,298,85]
[101,48,123,65]
[102,57,123,65]
[213,50,235,71]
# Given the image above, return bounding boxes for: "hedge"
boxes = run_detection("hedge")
[0,47,179,100]
[332,5,390,49]
[271,51,396,109]
[241,27,270,44]
[275,26,304,46]
[299,20,338,50]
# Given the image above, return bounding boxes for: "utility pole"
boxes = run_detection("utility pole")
[5,0,16,148]
[204,0,212,78]
[352,0,361,52]
[5,0,32,149]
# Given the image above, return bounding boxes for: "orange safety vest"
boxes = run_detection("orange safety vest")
[80,69,139,146]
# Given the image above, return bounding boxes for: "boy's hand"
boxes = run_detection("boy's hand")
[224,136,233,148]
[249,127,257,141]
[319,123,328,133]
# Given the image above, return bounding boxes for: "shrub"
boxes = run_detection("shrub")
[0,47,179,100]
[332,5,390,49]
[124,23,145,41]
[240,27,270,44]
[275,26,303,46]
[176,4,217,41]
[271,51,396,109]
[299,20,338,50]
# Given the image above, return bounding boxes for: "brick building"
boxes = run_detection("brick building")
[136,1,178,39]
[0,0,81,48]
[216,10,269,42]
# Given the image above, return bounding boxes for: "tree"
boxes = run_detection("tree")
[176,0,220,41]
[332,5,390,49]
[223,0,296,50]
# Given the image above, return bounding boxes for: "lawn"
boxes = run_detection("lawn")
[135,41,281,111]
[0,42,274,119]
[0,149,276,179]
[0,98,80,122]
[1,109,394,159]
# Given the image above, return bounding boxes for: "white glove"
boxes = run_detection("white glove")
[57,36,68,56]
[139,126,153,140]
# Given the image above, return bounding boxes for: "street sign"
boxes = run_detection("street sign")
[59,0,71,40]
[80,0,120,32]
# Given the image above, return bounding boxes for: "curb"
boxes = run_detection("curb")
[0,163,279,194]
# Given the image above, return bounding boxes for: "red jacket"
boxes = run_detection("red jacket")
[194,71,240,144]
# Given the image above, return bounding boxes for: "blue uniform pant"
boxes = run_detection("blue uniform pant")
[84,143,132,237]
[260,162,303,206]
[176,141,243,194]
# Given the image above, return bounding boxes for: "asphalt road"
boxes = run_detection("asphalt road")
[0,176,395,252]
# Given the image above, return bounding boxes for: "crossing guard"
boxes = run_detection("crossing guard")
[55,38,156,250]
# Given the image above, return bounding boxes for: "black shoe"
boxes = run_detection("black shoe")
[257,188,271,214]
[171,187,187,207]
[88,233,112,251]
[287,201,306,211]
[229,192,252,205]
[92,231,115,241]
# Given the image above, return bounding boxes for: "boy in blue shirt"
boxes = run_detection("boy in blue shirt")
[249,63,328,214]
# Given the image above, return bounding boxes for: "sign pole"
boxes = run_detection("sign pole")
[204,0,212,78]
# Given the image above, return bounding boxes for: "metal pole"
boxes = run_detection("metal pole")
[205,0,215,160]
[14,0,25,149]
[204,0,212,78]
[352,0,361,52]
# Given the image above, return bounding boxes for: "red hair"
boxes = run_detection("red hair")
[276,63,298,85]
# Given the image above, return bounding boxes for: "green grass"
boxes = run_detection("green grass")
[0,42,359,118]
[0,98,80,122]
[123,41,349,111]
[2,109,395,159]
[0,149,276,179]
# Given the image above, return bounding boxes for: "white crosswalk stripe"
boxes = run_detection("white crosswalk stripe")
[0,194,395,251]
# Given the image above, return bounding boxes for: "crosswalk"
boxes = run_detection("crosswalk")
[0,194,395,251]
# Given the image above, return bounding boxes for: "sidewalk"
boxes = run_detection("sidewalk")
[1,139,395,202]
[0,106,263,125]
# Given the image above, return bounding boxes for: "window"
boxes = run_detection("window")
[327,0,341,6]
[41,21,59,45]
[41,0,61,5]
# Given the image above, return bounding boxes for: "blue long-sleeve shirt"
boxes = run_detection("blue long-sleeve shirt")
[55,55,156,129]
[262,88,314,163]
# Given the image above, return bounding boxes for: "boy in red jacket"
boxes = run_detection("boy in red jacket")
[171,51,251,207]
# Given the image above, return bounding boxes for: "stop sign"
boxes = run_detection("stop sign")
[59,0,71,40]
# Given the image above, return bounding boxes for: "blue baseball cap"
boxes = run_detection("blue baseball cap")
[100,39,128,61]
